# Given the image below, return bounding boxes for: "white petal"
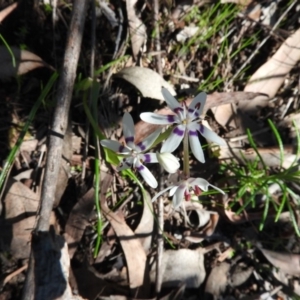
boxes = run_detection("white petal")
[156,152,180,173]
[140,153,158,163]
[140,112,179,125]
[188,177,210,191]
[135,159,158,188]
[122,112,135,148]
[198,124,226,146]
[101,140,131,154]
[161,125,185,153]
[172,182,187,208]
[118,157,134,171]
[162,87,181,111]
[208,183,225,195]
[188,92,206,119]
[136,128,162,152]
[169,185,179,197]
[188,128,205,163]
[152,186,173,203]
[190,177,225,195]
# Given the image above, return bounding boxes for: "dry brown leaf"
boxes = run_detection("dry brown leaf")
[134,191,154,252]
[100,177,149,296]
[150,249,205,288]
[0,46,54,80]
[64,188,95,259]
[126,0,146,60]
[205,262,230,299]
[258,246,300,275]
[219,144,295,169]
[115,67,176,101]
[241,27,300,111]
[0,2,18,23]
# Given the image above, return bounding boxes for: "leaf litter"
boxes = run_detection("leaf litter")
[1,1,300,299]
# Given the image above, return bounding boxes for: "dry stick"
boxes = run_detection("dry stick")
[22,1,89,299]
[82,0,97,180]
[153,0,162,76]
[225,1,296,89]
[153,0,163,296]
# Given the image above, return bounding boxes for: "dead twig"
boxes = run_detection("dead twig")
[22,0,89,299]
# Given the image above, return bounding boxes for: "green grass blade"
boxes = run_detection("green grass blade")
[0,72,59,192]
[247,128,267,171]
[268,119,284,167]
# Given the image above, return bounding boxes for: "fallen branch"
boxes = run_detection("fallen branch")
[22,0,89,299]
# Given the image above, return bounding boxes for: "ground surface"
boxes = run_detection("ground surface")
[1,0,300,299]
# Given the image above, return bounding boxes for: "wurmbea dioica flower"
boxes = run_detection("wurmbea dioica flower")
[152,177,225,208]
[100,112,179,189]
[140,87,226,163]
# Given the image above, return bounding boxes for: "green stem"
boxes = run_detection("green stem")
[183,131,190,179]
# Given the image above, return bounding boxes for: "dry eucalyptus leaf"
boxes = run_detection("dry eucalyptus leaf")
[102,202,149,294]
[115,67,176,101]
[241,27,300,111]
[258,246,300,275]
[150,249,205,288]
[0,46,54,80]
[134,190,154,252]
[0,2,18,22]
[126,0,146,60]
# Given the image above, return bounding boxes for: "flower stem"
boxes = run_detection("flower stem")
[183,132,190,179]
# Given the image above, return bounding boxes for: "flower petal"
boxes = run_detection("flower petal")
[135,159,158,188]
[161,125,185,153]
[100,140,131,154]
[189,177,225,195]
[152,186,173,203]
[188,92,206,119]
[162,87,181,111]
[188,129,205,163]
[173,182,187,208]
[169,185,179,196]
[122,112,135,148]
[140,153,158,163]
[198,124,226,146]
[156,152,180,173]
[118,157,134,171]
[136,128,162,152]
[140,112,179,125]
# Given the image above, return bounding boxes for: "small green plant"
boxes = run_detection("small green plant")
[220,119,300,235]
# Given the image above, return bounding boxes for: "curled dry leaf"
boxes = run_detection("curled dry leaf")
[114,66,176,101]
[0,46,55,80]
[150,249,205,288]
[126,0,146,60]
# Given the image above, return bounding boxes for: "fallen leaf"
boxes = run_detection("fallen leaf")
[0,46,54,80]
[241,27,300,111]
[101,183,149,296]
[0,2,18,23]
[126,0,146,60]
[134,191,154,252]
[258,246,300,275]
[115,67,176,101]
[205,262,230,300]
[64,188,95,259]
[150,249,205,288]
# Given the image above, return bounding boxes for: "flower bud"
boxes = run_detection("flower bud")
[156,152,180,173]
